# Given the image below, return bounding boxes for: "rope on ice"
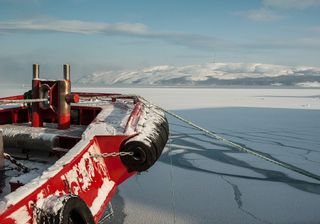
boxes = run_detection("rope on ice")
[139,96,320,183]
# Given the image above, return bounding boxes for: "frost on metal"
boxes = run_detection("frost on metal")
[127,102,167,147]
[7,206,31,224]
[90,177,115,215]
[82,99,134,138]
[0,98,134,215]
[36,195,65,216]
[0,124,87,151]
[0,93,168,223]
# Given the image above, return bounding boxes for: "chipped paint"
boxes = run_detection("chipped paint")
[8,206,31,224]
[90,178,115,216]
[0,95,164,224]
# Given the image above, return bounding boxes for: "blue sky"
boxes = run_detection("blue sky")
[0,0,320,83]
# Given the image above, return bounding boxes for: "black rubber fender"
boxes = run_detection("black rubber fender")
[120,140,157,172]
[155,120,170,158]
[120,113,169,172]
[36,195,94,224]
[161,116,170,138]
[148,124,167,159]
[148,116,169,159]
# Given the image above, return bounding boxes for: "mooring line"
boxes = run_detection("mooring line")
[44,93,320,183]
[138,97,320,183]
[164,108,320,182]
[0,98,48,105]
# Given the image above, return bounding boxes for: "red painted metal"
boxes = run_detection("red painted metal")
[0,88,148,224]
[0,134,136,224]
[31,79,42,127]
[125,102,143,132]
[58,114,71,129]
[0,95,24,101]
[57,80,71,129]
[72,92,121,98]
[0,97,142,223]
[0,66,165,224]
[66,93,80,104]
[29,78,77,130]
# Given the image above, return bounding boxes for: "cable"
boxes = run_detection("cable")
[139,97,320,183]
[64,93,320,183]
[0,98,48,105]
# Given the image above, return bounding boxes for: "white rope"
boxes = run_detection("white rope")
[139,97,320,183]
[0,98,48,105]
[68,93,320,182]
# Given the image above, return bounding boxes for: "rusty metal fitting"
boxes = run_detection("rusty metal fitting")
[63,64,70,81]
[65,94,79,104]
[33,64,40,79]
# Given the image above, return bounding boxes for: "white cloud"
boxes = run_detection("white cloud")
[263,0,320,9]
[0,19,227,51]
[236,8,283,22]
[0,18,319,55]
[237,0,320,23]
[0,19,147,35]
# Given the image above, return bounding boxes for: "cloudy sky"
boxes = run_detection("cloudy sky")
[0,0,320,83]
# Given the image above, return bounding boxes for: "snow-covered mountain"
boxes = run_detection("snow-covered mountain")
[76,63,320,87]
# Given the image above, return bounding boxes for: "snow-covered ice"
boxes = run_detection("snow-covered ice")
[75,87,320,110]
[102,87,320,224]
[1,86,319,224]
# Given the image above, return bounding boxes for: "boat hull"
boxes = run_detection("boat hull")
[0,93,169,224]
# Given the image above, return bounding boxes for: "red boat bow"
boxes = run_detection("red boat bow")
[0,64,169,224]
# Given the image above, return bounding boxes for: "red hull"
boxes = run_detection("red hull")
[0,93,168,223]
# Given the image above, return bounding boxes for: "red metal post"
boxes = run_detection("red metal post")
[0,130,4,169]
[31,64,43,127]
[58,64,71,129]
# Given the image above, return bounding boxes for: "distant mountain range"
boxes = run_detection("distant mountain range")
[76,63,320,87]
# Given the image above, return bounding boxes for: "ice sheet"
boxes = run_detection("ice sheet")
[1,87,319,224]
[103,87,320,224]
[74,87,320,110]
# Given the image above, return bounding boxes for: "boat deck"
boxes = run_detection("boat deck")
[0,98,136,204]
[0,123,87,200]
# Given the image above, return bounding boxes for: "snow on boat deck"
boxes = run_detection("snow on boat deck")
[0,98,135,213]
[0,87,319,223]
